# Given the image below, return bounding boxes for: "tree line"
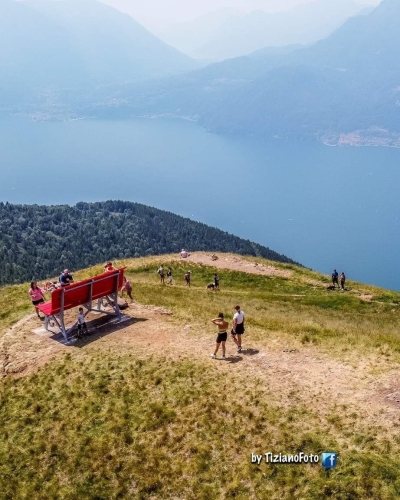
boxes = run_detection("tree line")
[0,200,297,285]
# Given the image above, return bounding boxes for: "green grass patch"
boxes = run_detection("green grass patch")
[1,353,399,500]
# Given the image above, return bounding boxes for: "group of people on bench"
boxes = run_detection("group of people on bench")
[29,261,132,320]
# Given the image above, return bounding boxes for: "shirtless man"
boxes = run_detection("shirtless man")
[231,305,245,353]
[211,312,229,359]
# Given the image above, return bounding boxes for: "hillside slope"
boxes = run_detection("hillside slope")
[0,200,296,285]
[0,253,399,499]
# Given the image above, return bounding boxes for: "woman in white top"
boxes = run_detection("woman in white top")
[231,305,245,353]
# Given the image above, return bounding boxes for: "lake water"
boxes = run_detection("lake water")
[0,117,399,290]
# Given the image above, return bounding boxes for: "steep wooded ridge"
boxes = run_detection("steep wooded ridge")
[0,200,296,285]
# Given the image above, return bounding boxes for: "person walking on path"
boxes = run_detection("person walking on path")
[121,276,133,300]
[157,265,165,285]
[167,267,173,285]
[184,271,191,287]
[77,307,88,338]
[214,273,220,290]
[231,305,245,353]
[211,312,229,359]
[332,269,339,288]
[340,272,346,290]
[180,249,188,259]
[29,281,46,319]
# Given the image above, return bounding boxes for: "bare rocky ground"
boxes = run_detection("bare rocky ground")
[180,252,293,279]
[1,254,398,440]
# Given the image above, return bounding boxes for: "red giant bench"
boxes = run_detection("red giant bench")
[38,268,126,342]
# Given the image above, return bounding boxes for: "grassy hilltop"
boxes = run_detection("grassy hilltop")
[0,253,399,499]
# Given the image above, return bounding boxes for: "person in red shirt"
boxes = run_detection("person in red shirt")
[104,262,117,272]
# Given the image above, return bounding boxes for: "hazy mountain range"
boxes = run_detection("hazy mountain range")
[159,0,370,61]
[0,0,398,146]
[0,0,196,92]
[89,0,398,146]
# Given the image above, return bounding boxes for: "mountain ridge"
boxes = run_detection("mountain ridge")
[0,200,297,285]
[101,0,399,146]
[0,0,197,96]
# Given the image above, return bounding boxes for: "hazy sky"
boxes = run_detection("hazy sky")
[101,0,382,32]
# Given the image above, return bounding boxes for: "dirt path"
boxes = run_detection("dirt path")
[1,302,398,440]
[175,252,293,279]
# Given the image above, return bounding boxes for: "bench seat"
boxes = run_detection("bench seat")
[38,268,126,342]
[37,301,55,316]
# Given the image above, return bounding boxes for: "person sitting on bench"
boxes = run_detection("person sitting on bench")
[59,269,74,287]
[104,261,117,272]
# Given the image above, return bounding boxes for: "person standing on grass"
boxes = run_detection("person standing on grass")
[231,305,245,353]
[211,312,229,359]
[77,307,88,338]
[184,271,191,287]
[167,267,173,285]
[28,282,45,319]
[214,273,220,290]
[332,269,339,288]
[121,276,133,300]
[157,265,165,285]
[340,272,346,290]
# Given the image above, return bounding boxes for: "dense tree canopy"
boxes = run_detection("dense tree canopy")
[0,200,296,285]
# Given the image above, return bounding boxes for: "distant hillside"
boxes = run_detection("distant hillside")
[209,0,400,142]
[186,0,366,61]
[0,0,196,109]
[0,200,296,285]
[88,0,399,146]
[157,8,242,59]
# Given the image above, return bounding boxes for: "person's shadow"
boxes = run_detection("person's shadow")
[225,355,243,364]
[241,348,259,356]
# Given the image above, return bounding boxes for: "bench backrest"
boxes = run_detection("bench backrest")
[49,268,125,314]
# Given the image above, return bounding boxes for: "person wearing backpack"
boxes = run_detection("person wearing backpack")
[332,269,339,288]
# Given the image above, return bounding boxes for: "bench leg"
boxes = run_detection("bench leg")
[61,325,68,343]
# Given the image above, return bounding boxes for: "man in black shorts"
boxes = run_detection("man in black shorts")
[231,305,245,353]
[211,312,228,359]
